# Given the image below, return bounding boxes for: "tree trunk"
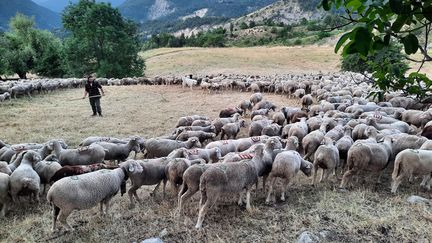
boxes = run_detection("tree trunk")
[17,72,27,79]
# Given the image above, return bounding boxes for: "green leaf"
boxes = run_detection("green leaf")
[354,27,372,57]
[423,5,432,22]
[391,15,408,32]
[335,32,352,53]
[346,0,362,11]
[402,34,419,55]
[322,0,331,11]
[389,0,405,14]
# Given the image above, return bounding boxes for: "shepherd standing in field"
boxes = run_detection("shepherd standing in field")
[83,74,105,117]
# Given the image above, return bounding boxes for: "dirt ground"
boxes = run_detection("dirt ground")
[1,85,431,242]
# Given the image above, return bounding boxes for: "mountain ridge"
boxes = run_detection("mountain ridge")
[0,0,60,31]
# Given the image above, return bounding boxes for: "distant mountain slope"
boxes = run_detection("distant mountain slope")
[36,0,126,13]
[119,0,279,23]
[0,0,60,31]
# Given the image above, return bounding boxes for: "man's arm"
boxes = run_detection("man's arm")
[98,83,105,96]
[83,90,88,99]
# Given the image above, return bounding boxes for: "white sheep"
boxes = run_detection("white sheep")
[391,149,432,193]
[265,151,312,204]
[47,163,132,232]
[10,151,42,202]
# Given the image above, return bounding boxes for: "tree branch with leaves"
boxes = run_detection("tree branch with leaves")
[322,0,432,102]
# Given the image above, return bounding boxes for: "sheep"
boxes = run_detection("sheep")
[182,77,198,90]
[0,173,10,216]
[421,125,432,139]
[219,107,243,118]
[0,161,12,175]
[169,147,222,163]
[288,117,309,147]
[272,111,286,126]
[212,113,241,136]
[312,137,340,185]
[251,109,269,120]
[301,94,313,110]
[50,140,106,166]
[220,120,246,139]
[176,115,209,127]
[352,123,369,141]
[335,126,354,170]
[249,119,273,137]
[175,125,216,134]
[261,123,282,136]
[96,137,141,162]
[0,92,10,102]
[121,159,170,208]
[165,158,205,194]
[255,100,276,111]
[401,109,432,128]
[34,155,62,193]
[191,120,212,127]
[47,164,131,232]
[10,151,42,202]
[340,137,394,189]
[324,120,345,141]
[366,117,410,133]
[250,92,263,105]
[390,134,428,157]
[50,163,118,183]
[144,137,202,158]
[177,163,214,217]
[195,144,265,228]
[289,110,308,124]
[239,100,253,116]
[79,136,127,147]
[420,140,432,150]
[265,151,312,204]
[176,131,216,143]
[391,149,432,193]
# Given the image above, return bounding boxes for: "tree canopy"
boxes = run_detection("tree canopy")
[322,0,432,101]
[0,14,64,79]
[62,0,144,78]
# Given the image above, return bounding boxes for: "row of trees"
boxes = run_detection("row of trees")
[0,0,144,79]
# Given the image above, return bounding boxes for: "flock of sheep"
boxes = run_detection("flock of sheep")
[1,72,432,233]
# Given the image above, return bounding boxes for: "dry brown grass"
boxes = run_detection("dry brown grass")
[1,85,431,242]
[141,46,341,77]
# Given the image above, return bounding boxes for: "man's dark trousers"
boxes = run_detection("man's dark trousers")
[89,97,102,115]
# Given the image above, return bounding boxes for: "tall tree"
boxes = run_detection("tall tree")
[0,14,65,78]
[322,0,432,101]
[62,0,144,78]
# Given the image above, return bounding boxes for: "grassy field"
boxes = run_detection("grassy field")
[141,46,432,78]
[1,85,432,242]
[141,46,341,77]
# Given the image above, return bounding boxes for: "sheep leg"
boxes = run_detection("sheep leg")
[312,165,319,186]
[104,200,111,215]
[245,189,253,213]
[128,186,139,208]
[340,169,356,189]
[237,191,244,206]
[265,176,276,204]
[51,205,60,232]
[162,180,167,198]
[58,209,73,231]
[99,202,104,216]
[262,175,267,193]
[391,174,404,194]
[178,186,197,217]
[0,202,7,217]
[281,178,291,202]
[151,182,161,197]
[420,174,431,190]
[195,194,218,229]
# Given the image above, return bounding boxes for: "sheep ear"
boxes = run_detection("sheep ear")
[128,163,136,173]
